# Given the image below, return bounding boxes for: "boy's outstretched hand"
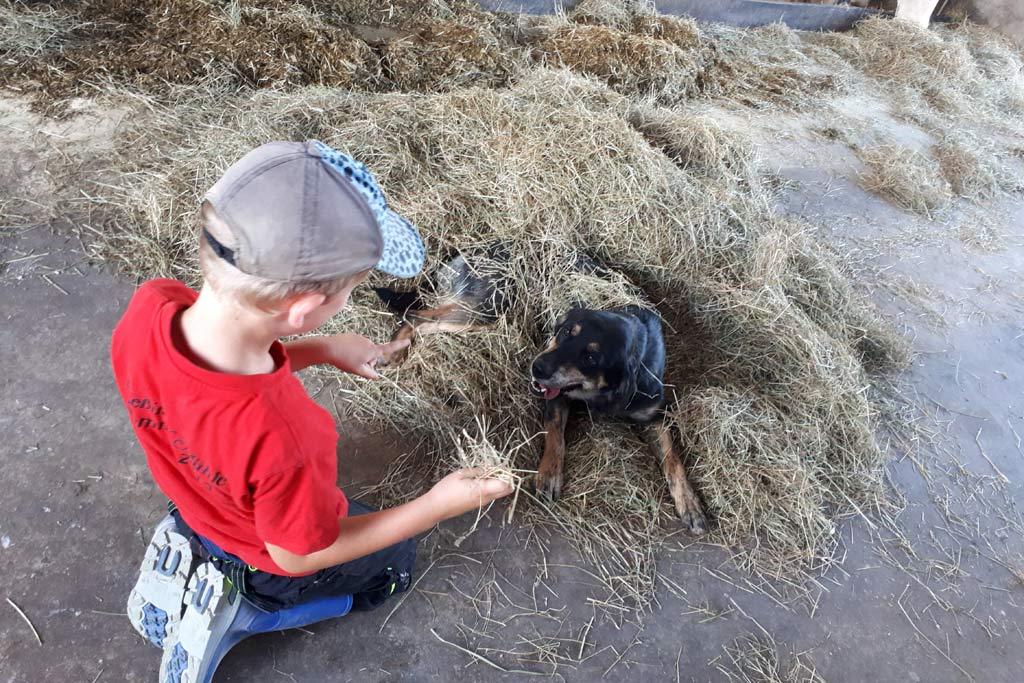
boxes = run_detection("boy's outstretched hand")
[319,333,410,379]
[427,469,515,519]
[267,467,517,574]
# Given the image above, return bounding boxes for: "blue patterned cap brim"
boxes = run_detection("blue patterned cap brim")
[376,209,426,278]
[312,140,425,279]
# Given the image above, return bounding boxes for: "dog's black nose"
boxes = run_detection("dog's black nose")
[532,356,555,380]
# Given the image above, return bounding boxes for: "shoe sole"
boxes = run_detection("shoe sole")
[127,523,193,648]
[160,562,241,683]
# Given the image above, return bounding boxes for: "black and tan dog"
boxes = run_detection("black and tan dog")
[529,306,707,534]
[377,251,707,535]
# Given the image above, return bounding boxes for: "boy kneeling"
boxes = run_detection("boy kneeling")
[112,141,511,680]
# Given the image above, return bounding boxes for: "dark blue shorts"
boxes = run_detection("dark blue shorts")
[170,498,416,613]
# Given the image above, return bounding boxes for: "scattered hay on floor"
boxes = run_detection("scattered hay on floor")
[714,633,825,683]
[813,16,1024,137]
[933,131,1024,200]
[714,635,785,683]
[857,144,952,217]
[699,23,848,109]
[953,210,1011,253]
[787,653,826,683]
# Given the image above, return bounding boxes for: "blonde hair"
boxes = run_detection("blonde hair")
[198,201,361,309]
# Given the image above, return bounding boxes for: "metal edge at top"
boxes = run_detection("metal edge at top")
[477,0,880,31]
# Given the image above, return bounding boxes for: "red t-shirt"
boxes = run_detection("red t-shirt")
[111,279,348,576]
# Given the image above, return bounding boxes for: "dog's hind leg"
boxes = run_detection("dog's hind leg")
[641,420,708,536]
[379,302,489,366]
[535,396,569,502]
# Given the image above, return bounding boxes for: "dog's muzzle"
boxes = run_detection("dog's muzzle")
[531,378,561,400]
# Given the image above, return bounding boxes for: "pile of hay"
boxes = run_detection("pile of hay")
[0,0,379,108]
[818,17,1024,126]
[380,17,521,91]
[6,4,1023,144]
[22,0,1024,609]
[96,61,906,602]
[0,0,857,113]
[533,22,703,103]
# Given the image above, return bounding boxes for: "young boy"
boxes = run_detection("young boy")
[111,140,512,681]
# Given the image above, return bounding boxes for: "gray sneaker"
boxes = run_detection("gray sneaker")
[159,562,242,683]
[127,515,194,648]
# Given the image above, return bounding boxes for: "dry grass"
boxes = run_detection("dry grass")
[820,18,1024,124]
[535,22,703,104]
[0,0,380,110]
[857,145,953,217]
[714,631,825,683]
[380,17,523,91]
[933,131,1024,200]
[84,59,909,597]
[19,0,1024,612]
[568,0,632,29]
[699,23,848,109]
[807,19,1024,214]
[714,635,786,683]
[626,103,756,180]
[0,2,75,61]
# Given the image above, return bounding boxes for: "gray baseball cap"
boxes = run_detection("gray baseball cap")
[204,140,425,280]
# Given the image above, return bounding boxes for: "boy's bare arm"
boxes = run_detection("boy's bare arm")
[266,469,512,575]
[285,334,409,376]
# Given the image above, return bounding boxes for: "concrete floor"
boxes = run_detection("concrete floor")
[2,99,1023,682]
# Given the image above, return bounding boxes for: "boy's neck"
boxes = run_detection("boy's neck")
[179,285,280,375]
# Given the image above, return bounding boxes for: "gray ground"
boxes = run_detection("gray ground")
[1,95,1022,683]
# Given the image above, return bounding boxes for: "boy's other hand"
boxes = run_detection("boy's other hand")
[427,469,515,520]
[321,333,410,379]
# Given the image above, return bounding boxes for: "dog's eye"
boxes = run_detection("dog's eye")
[583,352,598,366]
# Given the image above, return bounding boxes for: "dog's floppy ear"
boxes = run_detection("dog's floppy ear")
[550,305,583,334]
[607,319,642,399]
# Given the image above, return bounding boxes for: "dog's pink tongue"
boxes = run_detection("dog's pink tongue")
[543,386,561,400]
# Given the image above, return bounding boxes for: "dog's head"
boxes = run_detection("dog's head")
[530,308,638,403]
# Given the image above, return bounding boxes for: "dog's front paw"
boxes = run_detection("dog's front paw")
[680,503,709,536]
[534,468,562,502]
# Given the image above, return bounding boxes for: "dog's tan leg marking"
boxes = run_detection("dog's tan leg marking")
[535,397,569,502]
[380,303,486,366]
[643,420,708,536]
